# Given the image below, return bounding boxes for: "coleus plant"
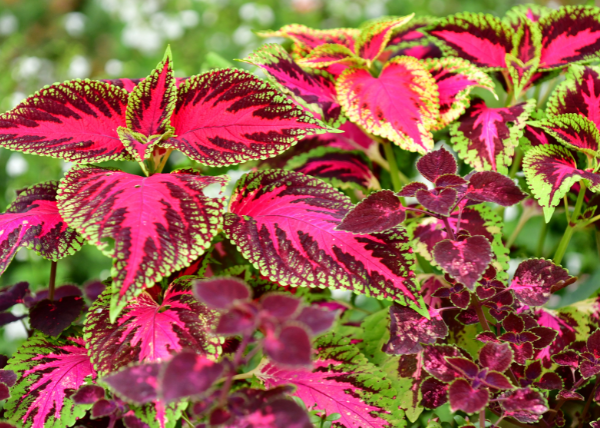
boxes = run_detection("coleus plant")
[1,3,600,428]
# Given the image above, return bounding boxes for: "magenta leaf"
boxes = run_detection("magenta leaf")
[445,357,479,379]
[336,190,405,234]
[0,80,130,162]
[448,379,489,413]
[102,362,160,404]
[421,377,449,408]
[84,278,220,376]
[0,181,83,277]
[509,259,574,306]
[547,65,600,126]
[91,399,118,419]
[57,166,227,318]
[123,412,150,428]
[294,305,338,335]
[0,384,9,401]
[466,171,527,206]
[193,277,251,310]
[397,182,428,197]
[416,188,457,216]
[478,342,513,373]
[433,236,493,290]
[216,302,259,335]
[450,98,534,173]
[535,373,563,390]
[29,296,85,337]
[384,305,448,355]
[159,351,224,403]
[423,345,464,383]
[5,335,95,428]
[264,324,312,368]
[261,294,302,319]
[72,385,105,405]
[0,282,29,312]
[0,370,16,388]
[224,170,424,315]
[499,388,548,423]
[416,147,457,182]
[164,68,327,167]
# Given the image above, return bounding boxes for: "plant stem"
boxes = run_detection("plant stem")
[509,148,523,179]
[181,412,194,427]
[218,334,250,406]
[554,182,587,265]
[48,261,57,301]
[382,141,408,191]
[506,210,532,248]
[442,216,456,241]
[155,148,174,174]
[473,295,491,332]
[536,221,548,257]
[578,376,599,428]
[480,410,486,428]
[138,162,150,177]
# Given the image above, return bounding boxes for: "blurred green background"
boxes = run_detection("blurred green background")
[0,0,596,350]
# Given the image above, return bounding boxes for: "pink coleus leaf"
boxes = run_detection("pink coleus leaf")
[383,304,448,355]
[417,147,457,182]
[387,16,436,47]
[0,181,83,276]
[504,4,552,28]
[336,57,439,154]
[0,80,130,162]
[164,68,328,167]
[103,362,160,404]
[258,25,359,54]
[547,65,600,126]
[434,236,493,290]
[499,388,548,423]
[83,278,221,376]
[0,282,29,312]
[193,277,251,310]
[296,44,361,73]
[355,15,414,62]
[428,13,514,69]
[465,171,527,206]
[450,98,535,173]
[423,345,464,383]
[448,379,489,413]
[72,385,105,405]
[538,6,600,71]
[29,296,85,337]
[523,144,600,221]
[57,166,227,319]
[508,259,574,307]
[224,170,425,316]
[263,324,313,368]
[336,190,405,234]
[4,335,95,428]
[541,114,600,157]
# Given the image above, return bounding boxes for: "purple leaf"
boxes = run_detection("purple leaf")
[72,385,105,405]
[264,324,312,368]
[553,350,580,368]
[0,370,16,388]
[435,174,468,188]
[261,294,302,319]
[83,281,105,303]
[478,342,513,373]
[384,305,448,355]
[423,345,464,383]
[448,379,489,413]
[529,327,558,349]
[466,172,526,206]
[482,371,514,390]
[0,282,29,311]
[123,411,151,428]
[29,296,85,337]
[503,313,525,333]
[433,236,493,290]
[102,362,160,404]
[445,357,479,378]
[160,351,224,403]
[58,167,227,319]
[417,148,457,182]
[91,399,118,419]
[416,188,457,216]
[509,259,574,307]
[421,377,448,408]
[397,182,428,197]
[294,305,338,335]
[216,303,259,335]
[499,388,548,423]
[535,373,563,390]
[0,383,9,400]
[450,289,470,309]
[193,277,251,310]
[25,284,82,308]
[336,190,405,234]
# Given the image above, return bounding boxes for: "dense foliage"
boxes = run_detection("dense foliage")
[3,2,600,428]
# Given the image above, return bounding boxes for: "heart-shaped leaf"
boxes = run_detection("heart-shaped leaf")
[509,259,574,306]
[193,277,251,310]
[499,388,548,423]
[336,190,405,234]
[103,362,160,404]
[416,188,457,216]
[465,171,526,206]
[29,296,85,337]
[448,379,489,413]
[264,324,312,368]
[478,342,513,373]
[417,148,457,183]
[433,236,493,289]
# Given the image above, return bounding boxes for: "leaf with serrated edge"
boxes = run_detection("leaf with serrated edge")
[541,113,600,157]
[224,170,426,316]
[356,15,414,62]
[5,335,94,428]
[547,65,600,126]
[57,166,227,320]
[257,25,359,53]
[336,57,439,154]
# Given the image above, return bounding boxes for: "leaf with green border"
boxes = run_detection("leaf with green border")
[355,15,414,62]
[541,113,600,157]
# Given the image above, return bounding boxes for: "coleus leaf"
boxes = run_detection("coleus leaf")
[465,171,527,206]
[29,296,85,337]
[499,388,548,423]
[164,68,328,167]
[433,236,493,290]
[0,282,29,312]
[297,44,362,73]
[243,44,342,124]
[336,190,405,234]
[355,15,414,62]
[4,335,95,428]
[428,12,514,69]
[57,166,227,319]
[263,324,312,368]
[416,147,457,182]
[0,181,83,276]
[541,114,600,157]
[386,16,437,47]
[223,170,425,316]
[284,147,380,192]
[423,57,496,130]
[384,304,448,355]
[336,57,439,154]
[448,379,489,413]
[506,20,542,96]
[547,65,600,126]
[84,278,221,376]
[503,4,552,28]
[508,259,574,307]
[103,362,160,404]
[0,80,130,162]
[450,98,535,173]
[258,25,359,54]
[478,342,513,372]
[522,144,600,221]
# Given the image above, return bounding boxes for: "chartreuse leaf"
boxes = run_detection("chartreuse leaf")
[0,181,83,277]
[163,68,330,167]
[258,331,408,427]
[423,57,496,130]
[297,44,363,71]
[5,334,95,428]
[0,79,130,163]
[57,166,227,320]
[547,64,600,126]
[450,98,535,173]
[224,170,427,316]
[503,4,552,28]
[428,12,514,69]
[84,277,221,376]
[355,15,414,62]
[336,56,439,154]
[541,113,600,157]
[523,144,600,222]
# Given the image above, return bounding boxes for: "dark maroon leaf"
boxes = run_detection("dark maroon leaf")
[529,327,557,349]
[450,289,471,309]
[417,148,457,183]
[160,351,224,402]
[264,324,312,368]
[423,345,463,383]
[0,383,9,400]
[479,342,513,372]
[0,370,16,388]
[294,305,338,335]
[416,188,457,216]
[509,259,573,307]
[456,308,479,325]
[261,294,301,319]
[123,412,150,428]
[0,313,22,327]
[0,355,8,369]
[0,423,16,428]
[500,388,548,423]
[587,329,600,357]
[448,379,489,413]
[397,182,428,197]
[102,362,160,404]
[72,385,105,405]
[0,282,29,311]
[503,313,525,333]
[336,190,405,234]
[29,296,85,337]
[420,377,448,408]
[466,172,526,206]
[553,350,580,368]
[433,236,492,289]
[84,281,105,303]
[210,408,232,425]
[435,174,468,188]
[384,305,448,355]
[558,389,584,401]
[216,303,259,335]
[24,284,82,308]
[482,371,514,390]
[445,357,479,378]
[193,277,251,310]
[511,343,535,365]
[91,399,118,419]
[535,373,563,390]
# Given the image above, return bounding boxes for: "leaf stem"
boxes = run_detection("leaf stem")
[48,261,57,301]
[442,216,456,241]
[155,148,174,174]
[563,195,571,224]
[506,209,533,248]
[509,148,523,179]
[536,220,548,257]
[181,412,194,427]
[138,162,150,177]
[480,410,486,428]
[382,141,408,192]
[472,295,491,332]
[554,182,587,265]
